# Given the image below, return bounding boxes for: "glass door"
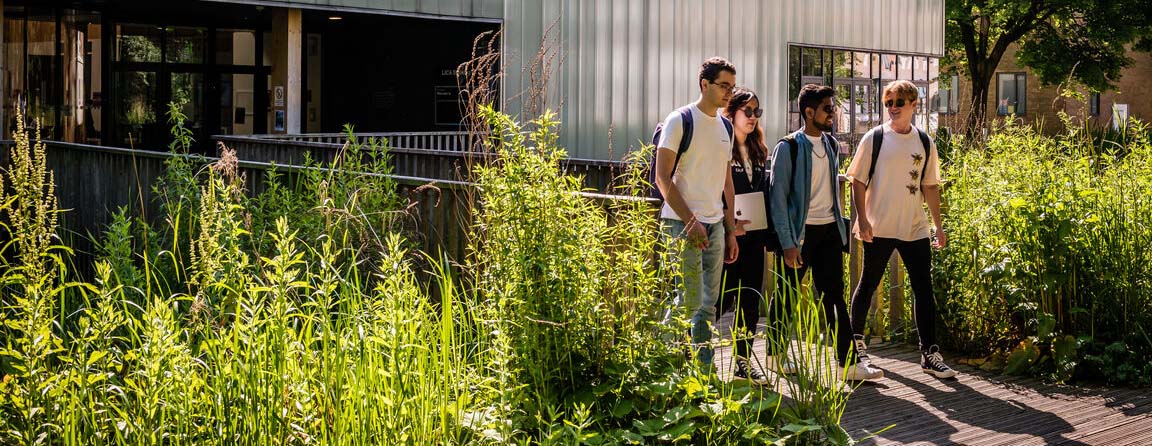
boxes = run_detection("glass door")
[833,79,875,153]
[112,70,159,148]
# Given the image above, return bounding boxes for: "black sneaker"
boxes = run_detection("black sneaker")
[921,345,957,378]
[733,358,770,385]
[853,334,873,365]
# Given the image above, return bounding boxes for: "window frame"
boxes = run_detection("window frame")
[996,72,1027,116]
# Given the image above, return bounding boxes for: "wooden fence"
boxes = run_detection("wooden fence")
[1,138,907,339]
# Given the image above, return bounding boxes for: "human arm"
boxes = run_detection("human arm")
[723,167,739,263]
[655,146,708,248]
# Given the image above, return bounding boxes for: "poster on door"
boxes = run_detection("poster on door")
[274,86,285,107]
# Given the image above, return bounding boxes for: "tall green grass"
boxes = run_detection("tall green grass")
[935,117,1152,384]
[0,104,856,445]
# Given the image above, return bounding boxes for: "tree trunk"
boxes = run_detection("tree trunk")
[965,62,993,138]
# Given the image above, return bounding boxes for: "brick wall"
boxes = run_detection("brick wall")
[943,43,1152,134]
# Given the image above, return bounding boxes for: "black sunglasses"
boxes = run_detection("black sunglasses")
[884,98,911,108]
[742,107,763,118]
[821,105,836,114]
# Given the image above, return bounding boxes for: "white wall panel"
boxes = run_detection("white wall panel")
[503,0,945,160]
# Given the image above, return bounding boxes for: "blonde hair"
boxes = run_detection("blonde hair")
[883,80,919,102]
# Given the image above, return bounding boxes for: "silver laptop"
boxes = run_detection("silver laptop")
[733,192,768,232]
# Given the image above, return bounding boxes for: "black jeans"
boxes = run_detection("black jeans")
[718,232,766,360]
[766,222,854,366]
[849,237,936,350]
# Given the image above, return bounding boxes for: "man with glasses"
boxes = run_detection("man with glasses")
[846,79,956,379]
[766,84,881,380]
[655,57,740,367]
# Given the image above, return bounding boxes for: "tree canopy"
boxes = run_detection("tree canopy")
[944,0,1152,130]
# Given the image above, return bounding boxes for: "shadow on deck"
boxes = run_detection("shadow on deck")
[712,315,1152,445]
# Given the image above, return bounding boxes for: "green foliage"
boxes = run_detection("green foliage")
[0,103,859,445]
[943,0,1152,125]
[935,117,1152,385]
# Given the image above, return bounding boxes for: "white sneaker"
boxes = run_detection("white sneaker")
[764,355,797,375]
[841,362,884,381]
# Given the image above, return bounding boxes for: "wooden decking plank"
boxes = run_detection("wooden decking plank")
[714,318,1150,445]
[1051,411,1152,444]
[977,389,1148,445]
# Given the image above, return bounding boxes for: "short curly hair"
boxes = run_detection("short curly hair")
[796,84,835,121]
[698,57,736,90]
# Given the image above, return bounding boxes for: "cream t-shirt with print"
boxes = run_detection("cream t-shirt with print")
[845,124,941,241]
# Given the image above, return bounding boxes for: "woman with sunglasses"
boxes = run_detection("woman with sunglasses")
[717,87,772,384]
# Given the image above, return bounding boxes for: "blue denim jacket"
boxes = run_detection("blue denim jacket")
[768,130,849,250]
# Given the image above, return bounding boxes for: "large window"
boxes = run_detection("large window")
[934,74,959,114]
[788,44,940,148]
[997,72,1027,116]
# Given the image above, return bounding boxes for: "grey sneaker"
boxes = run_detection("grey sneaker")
[732,358,770,385]
[921,345,957,378]
[841,362,884,381]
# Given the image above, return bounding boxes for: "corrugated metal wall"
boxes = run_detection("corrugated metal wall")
[209,0,503,20]
[502,0,945,160]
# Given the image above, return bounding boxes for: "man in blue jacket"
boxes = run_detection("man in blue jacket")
[766,84,882,381]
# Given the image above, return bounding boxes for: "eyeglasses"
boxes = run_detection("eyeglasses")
[821,105,836,114]
[884,98,912,108]
[711,81,735,92]
[742,107,763,118]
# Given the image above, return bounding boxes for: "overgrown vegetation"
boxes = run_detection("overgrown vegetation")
[934,114,1152,385]
[0,103,860,445]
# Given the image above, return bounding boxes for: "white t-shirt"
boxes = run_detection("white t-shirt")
[845,123,941,241]
[657,104,732,224]
[804,133,836,225]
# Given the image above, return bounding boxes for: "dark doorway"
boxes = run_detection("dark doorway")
[304,11,499,133]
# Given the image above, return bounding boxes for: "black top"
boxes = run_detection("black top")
[729,152,770,247]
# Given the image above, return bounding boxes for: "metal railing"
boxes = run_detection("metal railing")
[2,138,908,337]
[212,133,629,192]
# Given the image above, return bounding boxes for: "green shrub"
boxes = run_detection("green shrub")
[935,118,1152,384]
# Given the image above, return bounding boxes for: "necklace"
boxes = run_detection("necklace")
[811,140,827,159]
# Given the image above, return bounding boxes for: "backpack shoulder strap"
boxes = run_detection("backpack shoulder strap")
[822,132,839,159]
[669,106,695,178]
[720,115,734,140]
[866,125,884,188]
[778,134,800,184]
[914,126,931,185]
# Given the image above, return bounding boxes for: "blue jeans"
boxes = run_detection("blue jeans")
[662,218,726,365]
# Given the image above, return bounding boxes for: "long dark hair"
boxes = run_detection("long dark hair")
[724,87,768,168]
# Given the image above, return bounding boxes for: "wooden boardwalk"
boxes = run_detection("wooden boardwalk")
[840,343,1152,446]
[713,316,1152,445]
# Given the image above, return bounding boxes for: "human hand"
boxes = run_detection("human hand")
[724,233,739,263]
[932,227,947,249]
[783,247,803,269]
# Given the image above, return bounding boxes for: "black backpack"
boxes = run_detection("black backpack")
[864,125,931,188]
[648,105,734,200]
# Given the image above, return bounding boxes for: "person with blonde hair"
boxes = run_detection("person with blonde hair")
[846,79,956,379]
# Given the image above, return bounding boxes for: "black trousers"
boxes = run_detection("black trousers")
[717,232,766,360]
[849,237,937,350]
[766,222,854,366]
